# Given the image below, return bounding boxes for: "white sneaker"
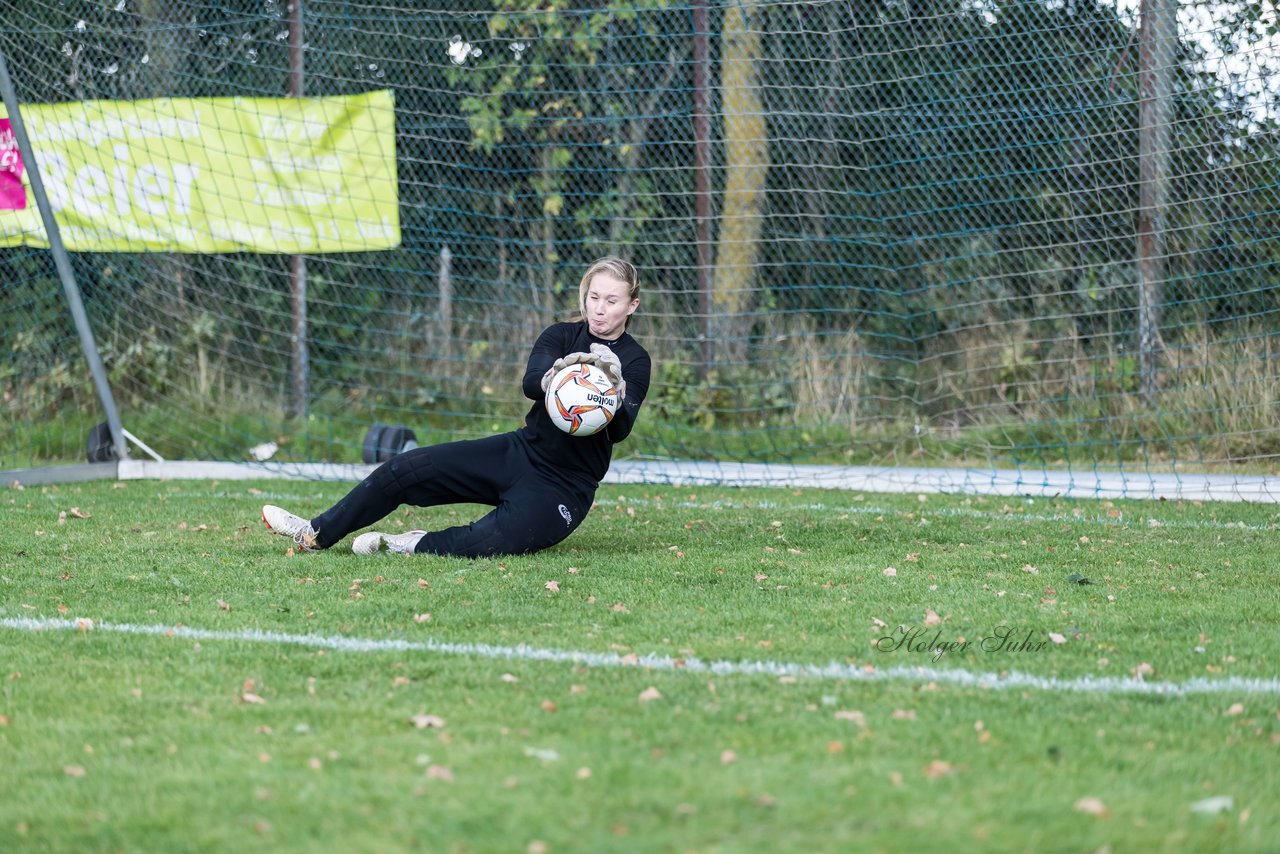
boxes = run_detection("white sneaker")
[261,504,319,551]
[352,530,427,555]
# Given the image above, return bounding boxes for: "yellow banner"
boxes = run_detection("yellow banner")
[0,90,399,253]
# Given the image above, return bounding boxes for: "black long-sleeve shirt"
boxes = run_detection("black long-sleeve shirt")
[519,321,652,486]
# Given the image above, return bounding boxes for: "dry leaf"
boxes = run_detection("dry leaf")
[75,618,94,632]
[924,608,942,626]
[720,749,738,764]
[1048,632,1067,644]
[834,709,867,727]
[638,687,662,703]
[409,714,446,729]
[891,709,917,720]
[540,700,558,713]
[413,613,432,623]
[611,603,630,614]
[218,599,231,611]
[1074,797,1109,817]
[63,765,87,778]
[500,673,519,683]
[883,567,897,577]
[923,760,953,779]
[68,507,91,519]
[425,765,454,781]
[1132,662,1155,679]
[241,692,267,705]
[1225,702,1244,716]
[544,580,560,593]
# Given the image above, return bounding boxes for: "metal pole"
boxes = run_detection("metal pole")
[0,49,128,462]
[437,245,452,364]
[288,0,309,420]
[692,0,713,379]
[1137,0,1172,405]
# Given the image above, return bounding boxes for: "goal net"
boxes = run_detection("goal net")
[3,1,1280,500]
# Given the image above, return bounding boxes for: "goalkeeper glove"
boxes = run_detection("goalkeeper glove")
[589,343,626,401]
[541,351,596,392]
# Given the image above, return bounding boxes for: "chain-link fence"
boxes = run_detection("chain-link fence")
[3,1,1279,479]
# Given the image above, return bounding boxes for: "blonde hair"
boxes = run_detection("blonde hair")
[575,256,640,327]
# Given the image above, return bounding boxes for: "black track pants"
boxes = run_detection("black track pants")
[310,433,595,558]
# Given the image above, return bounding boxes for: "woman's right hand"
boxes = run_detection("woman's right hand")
[541,352,596,391]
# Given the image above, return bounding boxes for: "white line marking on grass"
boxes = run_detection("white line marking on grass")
[6,616,1279,698]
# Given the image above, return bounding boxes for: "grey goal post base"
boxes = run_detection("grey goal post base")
[4,455,1280,504]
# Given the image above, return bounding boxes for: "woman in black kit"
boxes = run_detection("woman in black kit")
[261,256,651,558]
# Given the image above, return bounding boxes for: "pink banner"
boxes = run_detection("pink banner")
[0,119,26,210]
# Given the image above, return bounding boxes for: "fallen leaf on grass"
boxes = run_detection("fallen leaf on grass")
[924,609,942,626]
[834,709,866,727]
[544,580,560,593]
[241,692,267,705]
[68,507,91,519]
[63,765,86,778]
[1225,702,1244,716]
[883,567,897,577]
[611,603,630,614]
[720,750,738,764]
[638,687,662,703]
[217,599,231,611]
[923,760,954,779]
[409,714,446,729]
[413,613,432,623]
[1074,797,1109,817]
[1048,632,1067,645]
[425,765,454,782]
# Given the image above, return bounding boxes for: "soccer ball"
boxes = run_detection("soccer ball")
[545,363,620,436]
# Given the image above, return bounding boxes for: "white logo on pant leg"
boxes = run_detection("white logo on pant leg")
[558,504,573,527]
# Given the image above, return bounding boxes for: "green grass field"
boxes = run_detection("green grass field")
[2,478,1277,852]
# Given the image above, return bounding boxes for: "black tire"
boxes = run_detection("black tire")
[361,424,390,464]
[383,426,418,458]
[361,425,419,463]
[86,421,118,463]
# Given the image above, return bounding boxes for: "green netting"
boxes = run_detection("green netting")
[2,1,1279,483]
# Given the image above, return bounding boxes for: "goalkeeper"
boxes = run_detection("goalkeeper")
[261,256,651,557]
